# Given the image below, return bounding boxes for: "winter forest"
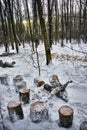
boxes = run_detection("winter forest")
[0,0,87,130]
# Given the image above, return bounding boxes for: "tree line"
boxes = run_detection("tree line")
[0,0,87,65]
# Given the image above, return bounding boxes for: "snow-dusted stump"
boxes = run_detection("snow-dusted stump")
[15,81,26,93]
[13,75,23,86]
[58,105,74,128]
[19,88,30,104]
[0,74,8,85]
[30,101,48,122]
[80,121,87,130]
[7,101,24,122]
[49,74,61,88]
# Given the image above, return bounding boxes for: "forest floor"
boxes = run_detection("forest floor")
[0,41,87,130]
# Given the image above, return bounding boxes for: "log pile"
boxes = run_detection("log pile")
[44,75,73,102]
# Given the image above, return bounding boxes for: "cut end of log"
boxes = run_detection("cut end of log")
[37,81,45,87]
[31,101,44,110]
[59,105,74,116]
[13,75,23,85]
[51,88,59,95]
[0,74,8,78]
[7,101,21,109]
[19,88,30,94]
[14,75,23,80]
[16,81,26,87]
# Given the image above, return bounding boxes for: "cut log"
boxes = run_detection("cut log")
[80,121,87,130]
[13,75,23,86]
[15,81,26,93]
[59,80,73,92]
[19,88,30,104]
[30,101,48,122]
[7,101,24,122]
[51,88,68,102]
[58,105,74,128]
[2,61,16,68]
[0,74,8,85]
[0,52,15,57]
[44,84,52,92]
[49,75,61,88]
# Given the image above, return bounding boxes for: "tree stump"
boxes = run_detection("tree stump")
[80,121,87,130]
[15,81,26,93]
[13,75,23,86]
[0,74,8,85]
[58,105,74,128]
[7,101,24,122]
[30,101,48,122]
[19,88,30,104]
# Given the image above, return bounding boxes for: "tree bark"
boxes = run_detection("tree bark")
[36,0,52,65]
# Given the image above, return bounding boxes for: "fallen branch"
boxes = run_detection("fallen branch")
[64,44,87,55]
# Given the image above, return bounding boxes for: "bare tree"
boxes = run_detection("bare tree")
[36,0,52,65]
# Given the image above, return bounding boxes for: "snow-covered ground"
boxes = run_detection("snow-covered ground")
[0,41,87,130]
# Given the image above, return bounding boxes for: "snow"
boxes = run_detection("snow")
[0,41,87,130]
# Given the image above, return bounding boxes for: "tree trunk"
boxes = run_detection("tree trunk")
[8,0,19,53]
[36,0,52,65]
